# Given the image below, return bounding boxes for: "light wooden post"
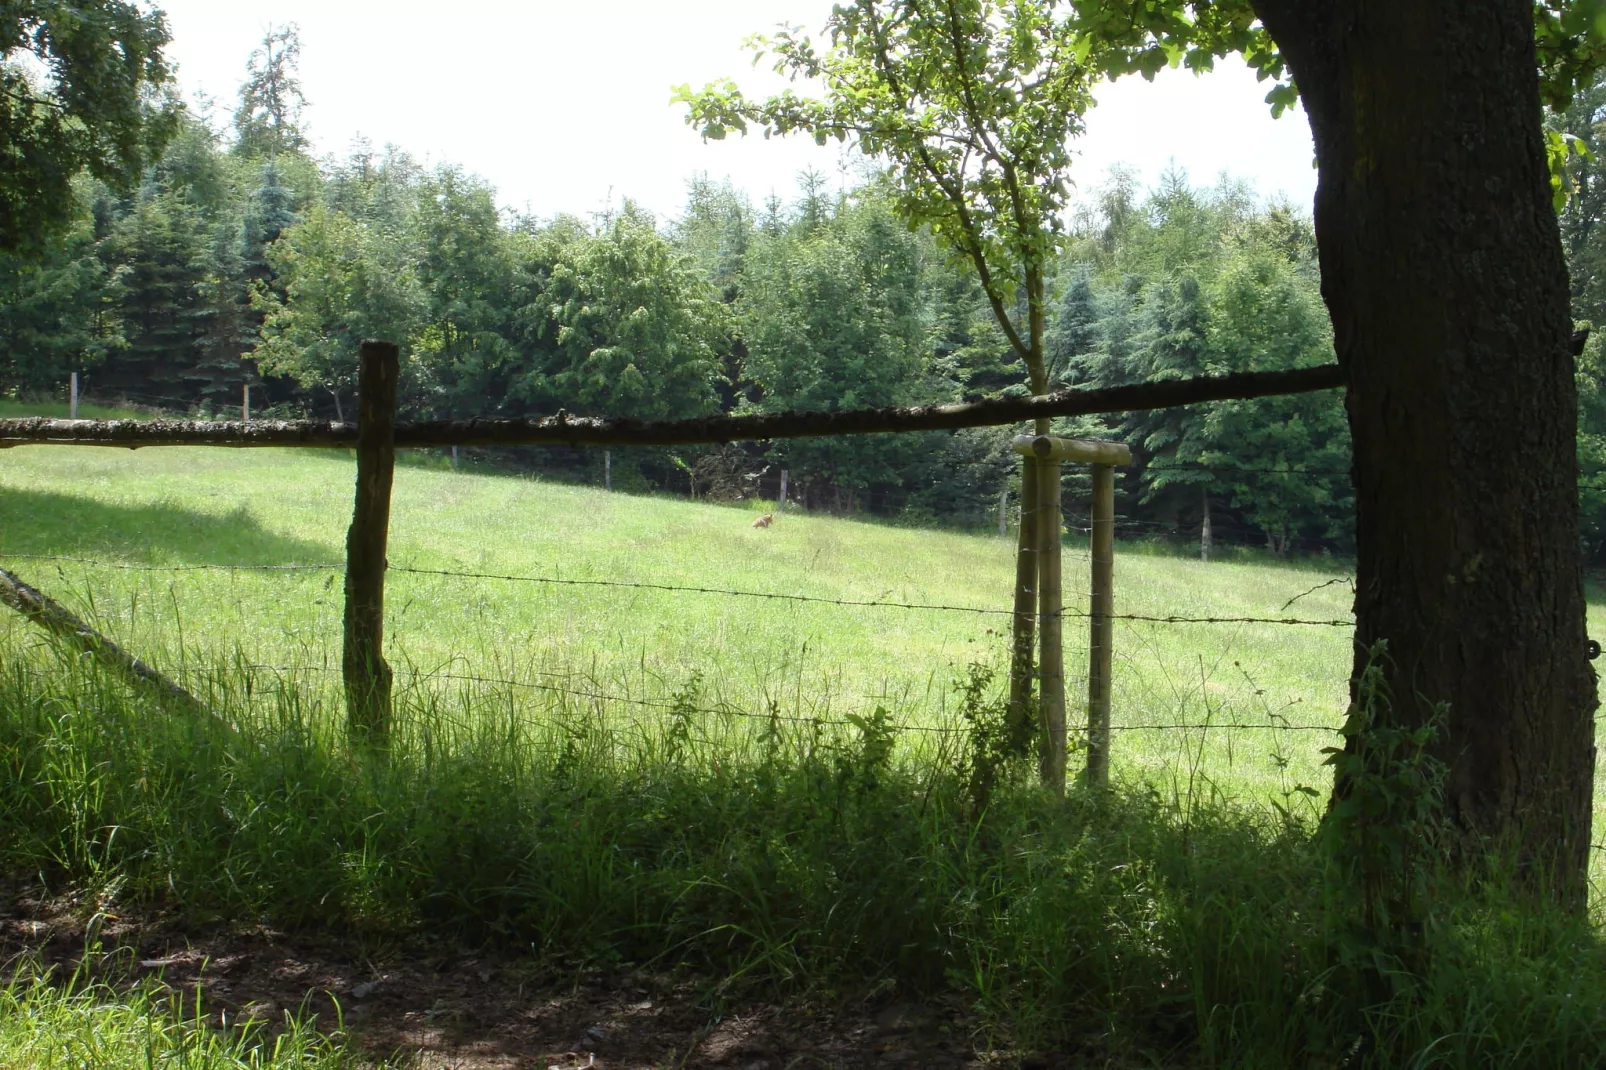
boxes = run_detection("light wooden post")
[1088,463,1116,788]
[242,384,251,423]
[1200,487,1212,562]
[1007,457,1038,758]
[69,373,78,419]
[451,445,460,471]
[605,450,612,490]
[998,485,1009,537]
[1012,435,1130,791]
[343,340,399,748]
[779,469,789,513]
[1037,458,1066,791]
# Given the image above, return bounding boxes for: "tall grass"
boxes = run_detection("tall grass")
[0,962,364,1069]
[2,655,1603,1067]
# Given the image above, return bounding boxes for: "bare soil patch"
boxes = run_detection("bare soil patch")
[0,884,1077,1069]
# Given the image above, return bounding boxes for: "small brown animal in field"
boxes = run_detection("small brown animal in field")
[751,513,774,529]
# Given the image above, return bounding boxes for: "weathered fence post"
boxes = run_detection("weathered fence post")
[69,372,78,419]
[343,340,399,747]
[1012,435,1130,792]
[997,485,1009,537]
[1037,457,1066,792]
[242,384,251,423]
[1007,458,1038,757]
[778,469,789,513]
[1200,487,1212,562]
[605,449,612,490]
[1087,462,1117,788]
[451,445,459,471]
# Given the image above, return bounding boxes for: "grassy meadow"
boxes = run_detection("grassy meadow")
[0,423,1358,796]
[4,407,1606,1065]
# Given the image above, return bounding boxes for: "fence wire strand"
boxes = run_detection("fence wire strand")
[0,552,1356,628]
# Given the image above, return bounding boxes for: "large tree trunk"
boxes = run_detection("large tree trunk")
[1254,0,1598,902]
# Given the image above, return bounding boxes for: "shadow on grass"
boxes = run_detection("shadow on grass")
[0,487,338,567]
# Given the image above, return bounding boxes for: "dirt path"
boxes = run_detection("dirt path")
[0,886,1062,1069]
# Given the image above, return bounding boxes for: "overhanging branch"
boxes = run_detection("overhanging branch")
[0,364,1346,450]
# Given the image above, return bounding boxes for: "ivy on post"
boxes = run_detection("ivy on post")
[344,340,399,748]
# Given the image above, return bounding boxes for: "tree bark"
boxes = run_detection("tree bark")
[1254,0,1598,902]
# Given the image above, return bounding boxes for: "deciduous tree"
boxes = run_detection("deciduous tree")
[1074,0,1604,902]
[0,0,178,254]
[679,0,1101,773]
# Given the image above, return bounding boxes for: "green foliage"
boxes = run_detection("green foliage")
[1061,171,1351,551]
[1320,642,1449,983]
[511,204,726,421]
[408,168,516,415]
[952,661,1031,814]
[232,24,309,159]
[678,0,1101,391]
[739,185,946,503]
[1071,0,1606,117]
[0,204,119,390]
[252,201,422,414]
[0,0,179,254]
[99,187,211,398]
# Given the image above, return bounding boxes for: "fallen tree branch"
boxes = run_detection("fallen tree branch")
[0,567,222,725]
[0,364,1346,449]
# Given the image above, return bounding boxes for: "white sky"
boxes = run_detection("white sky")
[152,0,1317,223]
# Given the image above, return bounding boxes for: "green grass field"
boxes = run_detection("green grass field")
[5,409,1606,1065]
[3,415,1605,846]
[0,432,1360,791]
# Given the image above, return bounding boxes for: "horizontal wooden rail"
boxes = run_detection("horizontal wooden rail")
[0,364,1344,450]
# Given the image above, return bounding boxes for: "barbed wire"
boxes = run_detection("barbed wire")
[174,660,962,735]
[0,551,1357,627]
[168,660,1344,737]
[0,553,339,573]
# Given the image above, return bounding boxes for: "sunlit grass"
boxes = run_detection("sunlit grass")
[0,963,366,1070]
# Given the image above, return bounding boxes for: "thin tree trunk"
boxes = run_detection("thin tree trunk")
[1255,0,1597,902]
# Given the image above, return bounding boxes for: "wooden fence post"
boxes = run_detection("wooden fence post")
[605,449,612,490]
[242,384,251,423]
[1011,435,1130,790]
[1037,459,1066,793]
[1007,457,1038,756]
[778,469,789,513]
[1087,462,1116,788]
[343,340,399,747]
[451,445,459,471]
[997,485,1008,537]
[69,372,78,419]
